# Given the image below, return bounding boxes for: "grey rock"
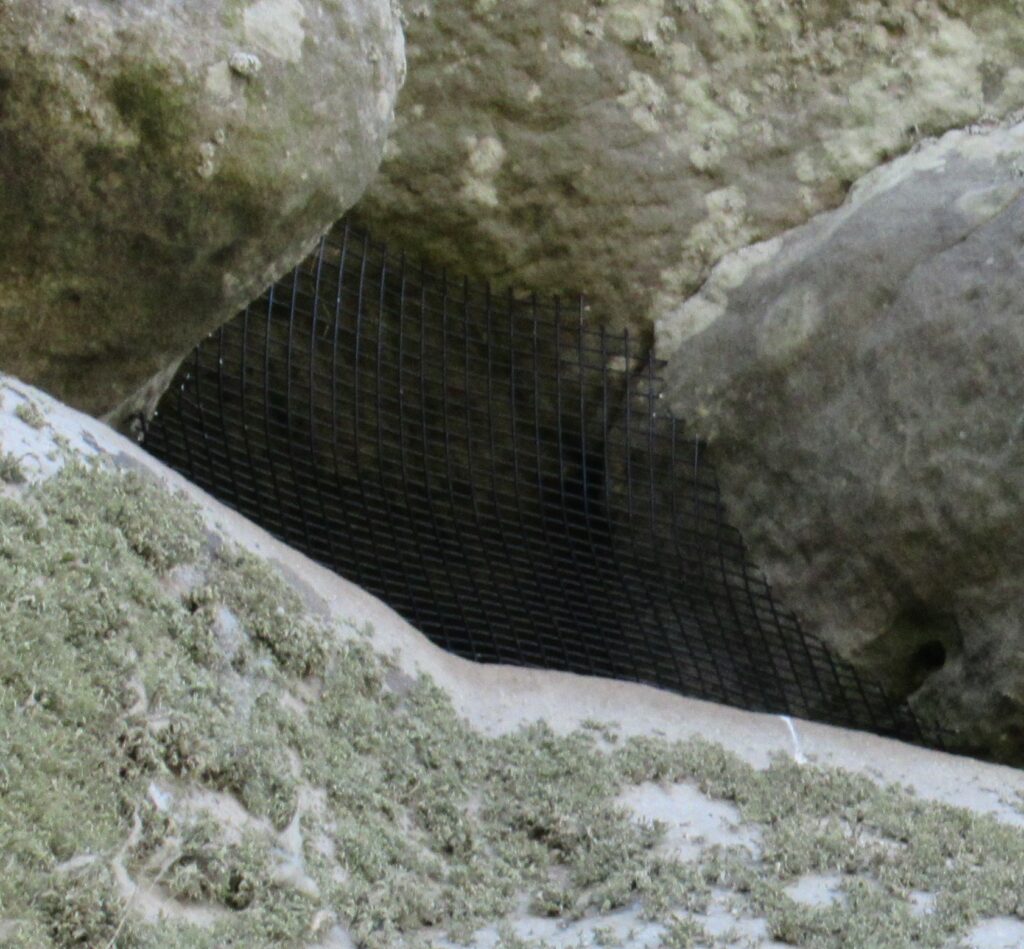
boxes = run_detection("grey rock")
[0,0,404,418]
[354,0,1024,336]
[658,121,1024,760]
[227,51,262,79]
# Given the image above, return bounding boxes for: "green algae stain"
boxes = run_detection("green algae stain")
[110,64,190,154]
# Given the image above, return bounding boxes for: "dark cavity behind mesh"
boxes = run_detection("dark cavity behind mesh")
[141,219,934,746]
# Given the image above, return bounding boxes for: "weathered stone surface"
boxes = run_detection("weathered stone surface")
[10,373,1024,947]
[354,0,1024,334]
[658,121,1024,761]
[0,0,404,418]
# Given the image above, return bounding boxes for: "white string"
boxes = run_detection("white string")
[779,715,807,764]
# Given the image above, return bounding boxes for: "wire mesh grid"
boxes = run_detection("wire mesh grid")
[140,219,938,746]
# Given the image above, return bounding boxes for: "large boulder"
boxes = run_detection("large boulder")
[658,121,1024,761]
[0,0,404,419]
[353,0,1024,334]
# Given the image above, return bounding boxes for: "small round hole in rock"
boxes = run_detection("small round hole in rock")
[854,605,960,700]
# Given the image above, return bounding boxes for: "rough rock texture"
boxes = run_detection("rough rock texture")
[658,121,1024,762]
[12,374,1024,948]
[353,0,1024,333]
[0,0,404,419]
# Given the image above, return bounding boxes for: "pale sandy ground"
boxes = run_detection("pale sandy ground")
[4,373,1024,948]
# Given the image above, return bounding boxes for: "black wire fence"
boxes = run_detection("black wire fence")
[141,220,937,746]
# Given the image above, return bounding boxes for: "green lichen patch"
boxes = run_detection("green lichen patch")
[199,547,333,678]
[616,739,1024,948]
[0,499,314,944]
[0,448,26,483]
[0,463,208,946]
[32,463,206,572]
[5,459,1024,948]
[14,398,45,429]
[659,914,711,948]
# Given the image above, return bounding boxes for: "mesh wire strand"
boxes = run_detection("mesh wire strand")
[141,219,938,746]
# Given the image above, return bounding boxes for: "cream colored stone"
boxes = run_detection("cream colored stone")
[355,1,1024,338]
[756,286,823,361]
[204,60,234,99]
[559,45,589,69]
[956,182,1023,226]
[244,0,307,62]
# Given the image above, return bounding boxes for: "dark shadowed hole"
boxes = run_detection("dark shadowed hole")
[856,604,960,701]
[138,217,942,748]
[911,640,946,675]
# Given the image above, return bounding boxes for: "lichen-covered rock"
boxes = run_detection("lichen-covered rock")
[352,0,1024,334]
[11,373,1024,946]
[658,121,1024,762]
[0,0,404,419]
